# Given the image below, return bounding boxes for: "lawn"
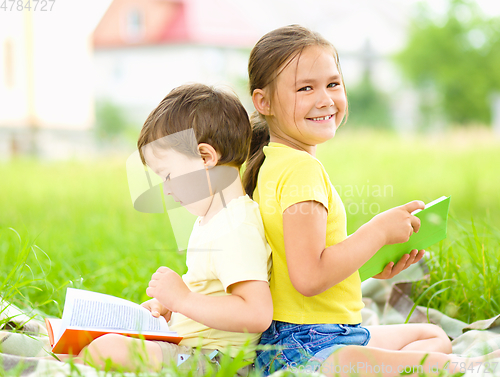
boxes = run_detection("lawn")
[1,127,500,374]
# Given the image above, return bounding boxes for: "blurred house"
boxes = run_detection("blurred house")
[93,0,422,135]
[0,0,427,160]
[92,0,261,128]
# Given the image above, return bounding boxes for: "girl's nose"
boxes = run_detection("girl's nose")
[316,90,335,108]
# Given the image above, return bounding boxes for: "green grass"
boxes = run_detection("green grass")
[1,158,185,317]
[1,128,500,375]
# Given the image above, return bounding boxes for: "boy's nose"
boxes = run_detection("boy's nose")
[163,181,172,195]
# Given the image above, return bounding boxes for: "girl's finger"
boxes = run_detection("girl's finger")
[393,254,410,275]
[403,200,425,213]
[403,254,416,270]
[381,261,394,278]
[410,215,421,233]
[406,249,424,267]
[413,249,425,263]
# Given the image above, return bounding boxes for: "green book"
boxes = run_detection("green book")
[358,196,451,282]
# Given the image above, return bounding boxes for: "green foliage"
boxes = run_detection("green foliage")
[395,0,500,125]
[346,72,393,129]
[94,99,130,140]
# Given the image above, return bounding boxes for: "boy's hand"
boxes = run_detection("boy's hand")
[146,266,190,313]
[370,200,425,245]
[141,298,172,322]
[372,249,425,279]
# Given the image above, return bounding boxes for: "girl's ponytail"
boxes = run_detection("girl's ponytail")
[243,111,270,198]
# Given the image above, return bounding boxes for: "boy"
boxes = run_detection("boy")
[80,84,272,375]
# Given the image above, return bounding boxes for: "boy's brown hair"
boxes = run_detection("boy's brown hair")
[137,83,251,168]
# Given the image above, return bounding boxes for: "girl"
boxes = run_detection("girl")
[243,25,500,376]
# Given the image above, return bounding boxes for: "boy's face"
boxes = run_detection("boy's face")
[143,145,214,217]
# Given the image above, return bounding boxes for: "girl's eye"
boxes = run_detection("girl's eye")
[165,173,171,182]
[298,86,312,92]
[328,82,340,88]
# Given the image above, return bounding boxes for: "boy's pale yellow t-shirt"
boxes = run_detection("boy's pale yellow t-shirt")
[169,194,271,359]
[253,142,363,324]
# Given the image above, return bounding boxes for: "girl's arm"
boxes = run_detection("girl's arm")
[283,200,424,297]
[146,266,273,333]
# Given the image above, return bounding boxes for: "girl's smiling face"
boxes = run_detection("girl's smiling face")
[268,45,347,152]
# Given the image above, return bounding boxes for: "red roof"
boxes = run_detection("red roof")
[94,0,260,48]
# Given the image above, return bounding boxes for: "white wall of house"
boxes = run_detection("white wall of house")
[0,0,111,159]
[93,44,251,126]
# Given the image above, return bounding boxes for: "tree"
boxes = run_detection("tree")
[95,99,129,140]
[395,0,500,125]
[346,71,393,130]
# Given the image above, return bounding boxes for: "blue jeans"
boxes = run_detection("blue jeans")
[256,321,371,376]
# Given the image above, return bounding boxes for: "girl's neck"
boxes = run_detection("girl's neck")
[269,133,317,157]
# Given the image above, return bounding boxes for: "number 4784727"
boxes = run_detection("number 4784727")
[1,0,56,12]
[445,361,498,374]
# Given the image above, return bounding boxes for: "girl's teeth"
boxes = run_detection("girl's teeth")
[311,115,331,121]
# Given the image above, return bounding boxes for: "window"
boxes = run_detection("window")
[125,8,144,42]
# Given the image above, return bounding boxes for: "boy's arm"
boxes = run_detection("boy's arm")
[146,266,272,333]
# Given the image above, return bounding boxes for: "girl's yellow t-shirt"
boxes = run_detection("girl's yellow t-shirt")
[254,142,363,324]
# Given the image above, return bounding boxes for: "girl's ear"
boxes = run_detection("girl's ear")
[252,89,272,116]
[198,143,220,167]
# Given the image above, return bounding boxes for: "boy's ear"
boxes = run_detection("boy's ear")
[252,89,272,116]
[198,143,220,167]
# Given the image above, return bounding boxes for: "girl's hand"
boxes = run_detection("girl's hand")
[372,249,425,279]
[146,266,191,313]
[371,200,425,245]
[141,298,172,322]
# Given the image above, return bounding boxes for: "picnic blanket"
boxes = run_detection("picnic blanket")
[2,261,500,376]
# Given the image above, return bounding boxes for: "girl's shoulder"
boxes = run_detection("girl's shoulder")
[263,142,326,173]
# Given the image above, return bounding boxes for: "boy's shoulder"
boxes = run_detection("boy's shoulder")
[193,195,265,241]
[190,195,270,259]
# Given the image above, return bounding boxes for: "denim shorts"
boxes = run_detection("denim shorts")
[255,321,371,376]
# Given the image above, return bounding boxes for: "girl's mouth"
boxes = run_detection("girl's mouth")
[307,114,335,121]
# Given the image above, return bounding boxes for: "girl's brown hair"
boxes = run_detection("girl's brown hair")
[242,25,346,198]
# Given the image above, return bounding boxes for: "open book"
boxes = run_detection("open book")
[45,288,182,355]
[358,196,451,282]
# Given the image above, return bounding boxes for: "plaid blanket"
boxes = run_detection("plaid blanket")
[2,261,500,376]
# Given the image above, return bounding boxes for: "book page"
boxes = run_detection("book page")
[69,299,164,331]
[57,288,170,343]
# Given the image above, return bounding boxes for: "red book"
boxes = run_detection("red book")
[45,288,182,355]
